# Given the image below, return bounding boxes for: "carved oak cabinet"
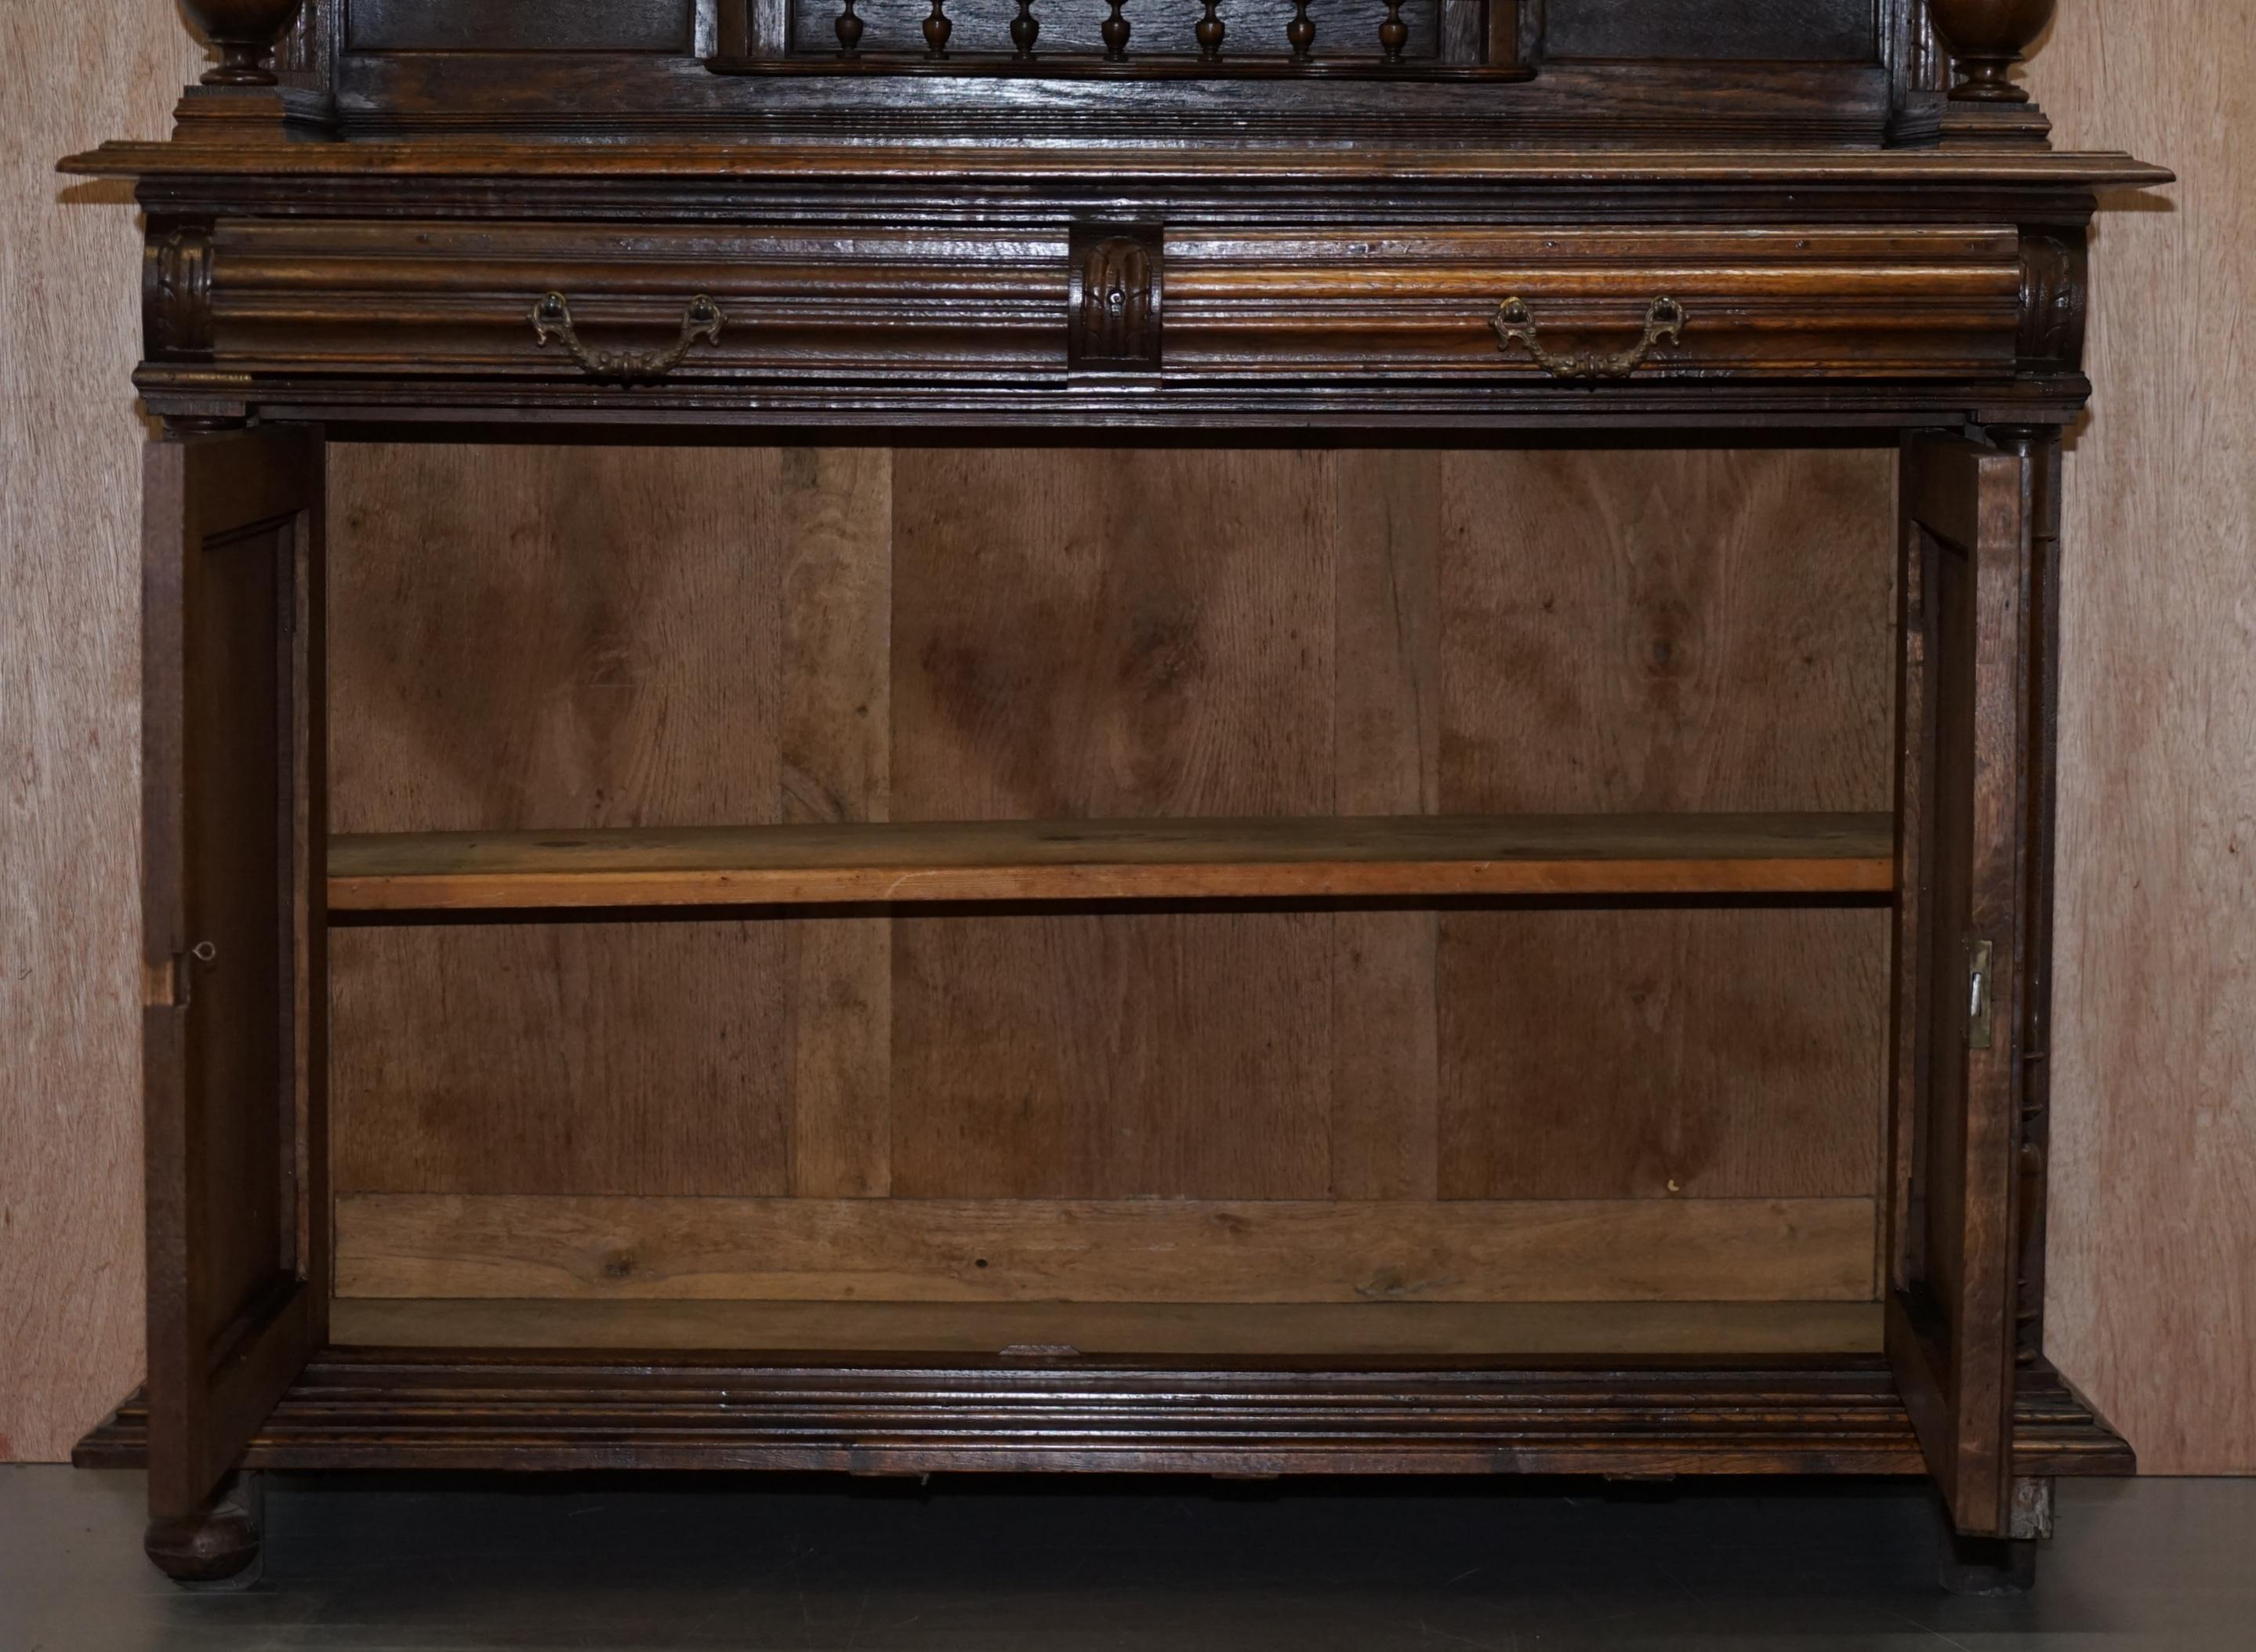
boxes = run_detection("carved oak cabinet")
[65,0,2167,1589]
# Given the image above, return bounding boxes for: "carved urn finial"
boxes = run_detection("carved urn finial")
[179,0,306,87]
[1929,0,2055,103]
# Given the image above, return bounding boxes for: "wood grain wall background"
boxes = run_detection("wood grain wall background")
[2033,13,2256,1476]
[0,2,205,1465]
[3,3,2250,1470]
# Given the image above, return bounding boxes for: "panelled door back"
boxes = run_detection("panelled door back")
[1888,432,2034,1538]
[141,427,328,1520]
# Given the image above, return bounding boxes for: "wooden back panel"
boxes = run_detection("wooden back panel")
[325,441,1892,1313]
[297,0,1915,143]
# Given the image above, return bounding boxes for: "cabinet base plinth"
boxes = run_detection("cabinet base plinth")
[78,1349,2131,1482]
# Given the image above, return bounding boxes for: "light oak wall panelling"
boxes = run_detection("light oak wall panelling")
[331,920,795,1197]
[327,444,799,1197]
[332,1192,1879,1303]
[888,448,1337,820]
[0,2,207,1462]
[1434,451,1893,817]
[326,444,1895,1212]
[1330,452,1445,1201]
[2035,10,2256,1474]
[1439,907,1891,1206]
[887,449,1342,1201]
[880,446,1889,1208]
[888,908,1337,1199]
[325,444,787,835]
[779,448,895,1199]
[1432,448,1897,1204]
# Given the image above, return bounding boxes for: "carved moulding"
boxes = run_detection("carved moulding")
[1068,224,1163,371]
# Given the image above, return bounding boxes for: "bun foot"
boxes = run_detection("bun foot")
[1939,1531,2038,1595]
[146,1473,264,1588]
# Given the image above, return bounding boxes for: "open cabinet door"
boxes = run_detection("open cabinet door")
[1887,432,2034,1538]
[141,427,328,1538]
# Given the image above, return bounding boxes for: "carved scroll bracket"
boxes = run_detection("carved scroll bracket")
[1068,225,1163,372]
[2017,230,2087,371]
[145,225,217,360]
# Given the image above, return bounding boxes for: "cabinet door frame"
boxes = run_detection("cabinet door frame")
[141,425,328,1522]
[1886,428,2037,1538]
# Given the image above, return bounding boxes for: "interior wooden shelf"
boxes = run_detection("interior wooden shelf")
[328,812,1895,915]
[332,1299,1886,1359]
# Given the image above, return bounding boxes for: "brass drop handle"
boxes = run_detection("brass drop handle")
[1492,295,1687,381]
[529,292,726,382]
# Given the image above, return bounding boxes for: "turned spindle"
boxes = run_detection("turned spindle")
[1378,0,1409,64]
[1195,0,1224,61]
[1011,0,1040,58]
[923,0,952,57]
[1287,0,1315,62]
[1102,0,1131,62]
[176,0,305,87]
[836,0,864,56]
[1929,0,2055,103]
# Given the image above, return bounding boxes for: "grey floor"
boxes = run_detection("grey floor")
[2,1468,2248,1651]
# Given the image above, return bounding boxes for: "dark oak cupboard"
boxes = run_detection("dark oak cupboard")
[62,0,2165,1590]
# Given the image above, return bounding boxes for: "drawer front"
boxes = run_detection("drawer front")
[194,221,1069,384]
[1162,226,2026,381]
[158,219,2029,406]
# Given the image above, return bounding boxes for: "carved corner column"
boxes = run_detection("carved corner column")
[1984,415,2066,1384]
[1985,234,2078,1567]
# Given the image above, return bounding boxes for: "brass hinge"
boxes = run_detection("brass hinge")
[1964,937,1996,1050]
[141,940,216,1009]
